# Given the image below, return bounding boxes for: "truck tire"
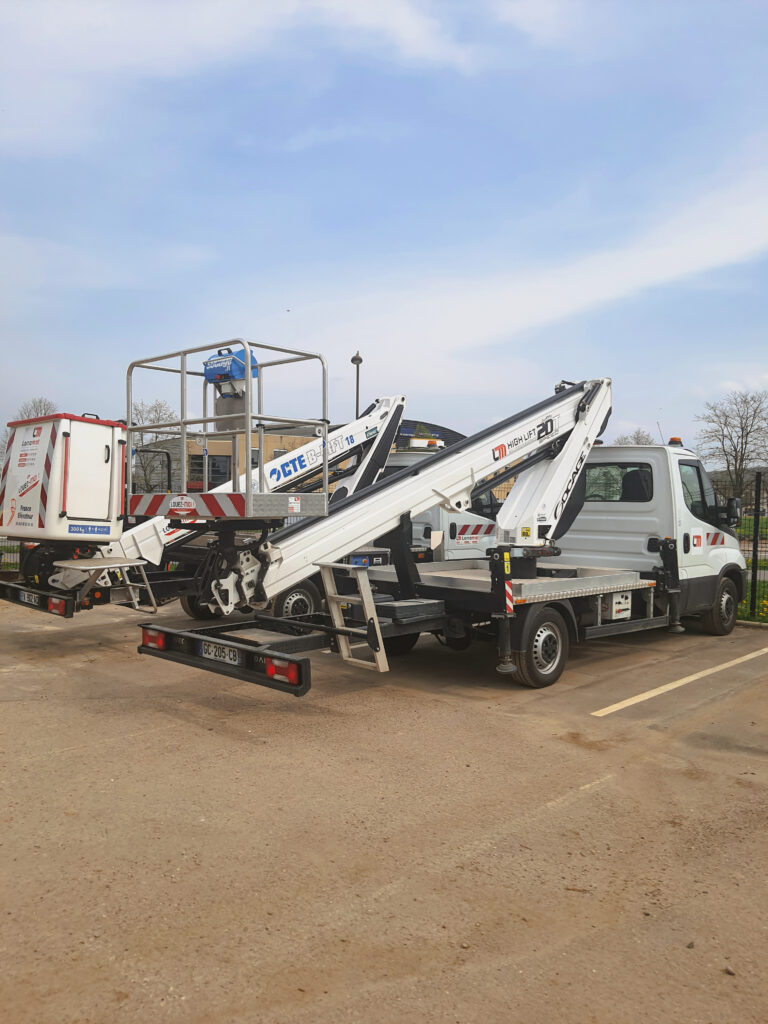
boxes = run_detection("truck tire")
[180,594,223,620]
[512,606,569,688]
[700,577,738,636]
[383,632,420,656]
[272,579,322,619]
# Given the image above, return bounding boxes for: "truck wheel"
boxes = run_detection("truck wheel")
[272,579,322,619]
[700,577,738,636]
[512,607,569,688]
[180,594,223,620]
[384,633,420,656]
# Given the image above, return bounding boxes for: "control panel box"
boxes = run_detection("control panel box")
[0,414,126,542]
[601,591,632,621]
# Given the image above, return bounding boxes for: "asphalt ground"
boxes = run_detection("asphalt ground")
[1,601,767,1024]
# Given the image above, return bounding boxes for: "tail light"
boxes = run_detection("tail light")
[142,627,166,650]
[47,597,67,616]
[265,657,299,686]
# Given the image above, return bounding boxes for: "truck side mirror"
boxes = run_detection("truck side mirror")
[726,497,741,525]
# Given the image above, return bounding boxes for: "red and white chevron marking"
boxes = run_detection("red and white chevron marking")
[38,422,58,529]
[457,523,496,538]
[505,580,514,612]
[0,427,15,525]
[129,492,247,518]
[706,532,725,546]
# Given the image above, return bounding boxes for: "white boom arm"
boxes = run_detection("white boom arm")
[211,379,612,612]
[47,395,405,591]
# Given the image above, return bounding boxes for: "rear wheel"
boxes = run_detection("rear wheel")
[180,593,223,620]
[383,632,420,656]
[272,579,322,619]
[512,606,569,688]
[700,577,738,636]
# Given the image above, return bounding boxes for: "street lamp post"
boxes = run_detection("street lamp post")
[351,351,362,418]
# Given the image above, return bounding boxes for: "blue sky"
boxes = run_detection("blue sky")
[1,0,767,445]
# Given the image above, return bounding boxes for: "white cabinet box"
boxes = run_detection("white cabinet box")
[0,414,126,543]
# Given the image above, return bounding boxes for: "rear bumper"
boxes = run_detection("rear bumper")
[138,623,312,696]
[0,580,76,617]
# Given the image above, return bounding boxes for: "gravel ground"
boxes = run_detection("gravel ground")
[1,602,767,1023]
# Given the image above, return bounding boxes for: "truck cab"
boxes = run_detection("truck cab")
[555,443,746,619]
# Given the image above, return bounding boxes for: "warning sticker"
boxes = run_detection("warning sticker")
[288,496,301,513]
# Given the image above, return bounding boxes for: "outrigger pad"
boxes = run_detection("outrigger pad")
[374,598,445,623]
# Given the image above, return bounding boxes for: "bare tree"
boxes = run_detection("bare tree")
[131,399,177,491]
[612,428,656,446]
[1,396,57,465]
[695,389,768,500]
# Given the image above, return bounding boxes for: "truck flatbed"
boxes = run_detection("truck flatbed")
[367,558,656,605]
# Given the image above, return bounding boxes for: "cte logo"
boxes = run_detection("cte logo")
[269,452,308,484]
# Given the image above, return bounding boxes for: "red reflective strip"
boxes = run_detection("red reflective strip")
[0,433,13,481]
[61,434,70,514]
[230,494,246,515]
[458,525,470,536]
[200,494,225,517]
[0,429,15,508]
[485,525,494,534]
[129,495,141,515]
[146,494,165,516]
[471,525,483,536]
[505,581,514,612]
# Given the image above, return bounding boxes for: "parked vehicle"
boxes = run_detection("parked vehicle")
[137,372,745,694]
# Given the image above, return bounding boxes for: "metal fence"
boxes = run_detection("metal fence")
[735,471,767,621]
[0,538,20,574]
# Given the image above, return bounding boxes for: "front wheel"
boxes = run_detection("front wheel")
[511,606,569,688]
[700,577,738,636]
[272,579,322,619]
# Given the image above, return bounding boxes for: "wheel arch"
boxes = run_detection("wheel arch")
[509,599,577,652]
[720,563,746,604]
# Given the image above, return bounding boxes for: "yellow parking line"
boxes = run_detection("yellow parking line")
[591,646,768,717]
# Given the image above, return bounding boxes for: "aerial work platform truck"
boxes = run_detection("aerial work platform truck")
[0,339,745,695]
[125,364,743,694]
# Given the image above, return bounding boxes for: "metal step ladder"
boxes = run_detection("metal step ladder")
[317,562,389,672]
[53,557,158,612]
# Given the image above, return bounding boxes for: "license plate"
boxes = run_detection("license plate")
[199,640,241,666]
[19,591,40,607]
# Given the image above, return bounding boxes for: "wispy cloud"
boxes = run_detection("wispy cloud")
[0,1,474,154]
[0,233,122,301]
[490,0,585,48]
[277,121,407,153]
[212,163,768,402]
[0,234,216,305]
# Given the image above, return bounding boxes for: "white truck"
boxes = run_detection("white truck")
[135,374,746,695]
[412,439,744,642]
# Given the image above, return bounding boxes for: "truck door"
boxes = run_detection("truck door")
[674,459,725,612]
